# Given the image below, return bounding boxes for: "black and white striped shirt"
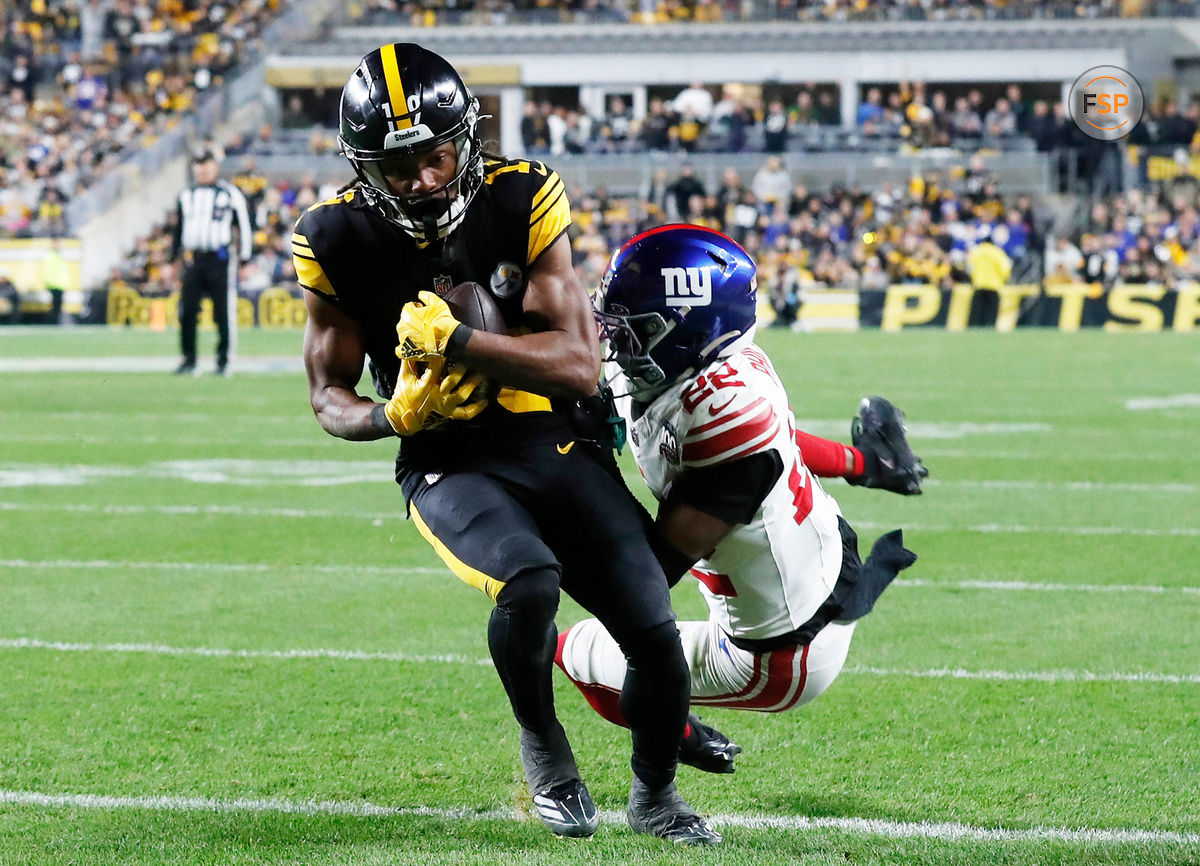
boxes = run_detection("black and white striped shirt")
[173,180,252,261]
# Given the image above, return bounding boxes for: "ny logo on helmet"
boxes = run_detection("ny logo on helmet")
[661,266,713,307]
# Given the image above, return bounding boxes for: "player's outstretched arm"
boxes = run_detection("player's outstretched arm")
[794,400,928,495]
[451,234,601,399]
[794,429,865,479]
[303,291,394,441]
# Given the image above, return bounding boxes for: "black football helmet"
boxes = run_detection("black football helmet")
[339,43,483,242]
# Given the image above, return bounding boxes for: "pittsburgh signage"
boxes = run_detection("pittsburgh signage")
[82,282,1200,332]
[860,283,1200,332]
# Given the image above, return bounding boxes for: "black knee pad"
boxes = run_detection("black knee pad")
[622,620,688,683]
[494,568,561,622]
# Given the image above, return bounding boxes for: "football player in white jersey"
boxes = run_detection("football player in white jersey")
[556,225,926,772]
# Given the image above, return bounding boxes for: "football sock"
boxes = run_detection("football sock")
[619,620,690,791]
[488,569,561,734]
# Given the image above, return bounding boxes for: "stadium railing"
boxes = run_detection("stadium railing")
[238,147,1051,197]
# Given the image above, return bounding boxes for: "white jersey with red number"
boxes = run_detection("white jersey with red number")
[614,344,844,642]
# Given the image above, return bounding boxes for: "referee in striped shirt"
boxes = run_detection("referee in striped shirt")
[172,147,252,376]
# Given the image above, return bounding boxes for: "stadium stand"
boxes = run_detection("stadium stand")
[0,0,285,240]
[6,0,1200,326]
[347,0,1191,26]
[101,145,1200,332]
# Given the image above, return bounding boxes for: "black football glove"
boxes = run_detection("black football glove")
[847,396,929,496]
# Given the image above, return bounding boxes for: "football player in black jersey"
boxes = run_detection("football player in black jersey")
[293,44,719,844]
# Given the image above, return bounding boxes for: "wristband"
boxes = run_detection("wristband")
[370,402,396,436]
[445,324,474,361]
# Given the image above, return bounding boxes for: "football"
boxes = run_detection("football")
[438,281,504,409]
[442,281,508,335]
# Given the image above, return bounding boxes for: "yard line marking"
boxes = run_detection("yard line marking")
[0,502,398,521]
[794,420,1051,440]
[1125,394,1200,410]
[853,520,1200,538]
[3,638,1195,684]
[0,638,489,666]
[899,578,1200,596]
[0,357,304,374]
[917,450,1178,461]
[0,788,1196,846]
[845,666,1200,685]
[4,433,325,447]
[0,558,442,577]
[0,410,302,424]
[925,479,1199,494]
[0,460,389,488]
[4,558,1198,597]
[3,501,1196,541]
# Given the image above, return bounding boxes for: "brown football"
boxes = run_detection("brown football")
[437,281,504,410]
[442,281,508,334]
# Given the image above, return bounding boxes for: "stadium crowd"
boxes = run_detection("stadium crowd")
[0,0,281,239]
[349,0,1189,26]
[102,151,1200,332]
[517,83,1052,156]
[516,82,1200,159]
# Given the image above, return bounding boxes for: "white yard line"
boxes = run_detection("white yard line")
[0,357,304,374]
[2,637,1195,684]
[1125,394,1200,410]
[0,558,440,576]
[0,638,486,666]
[3,558,1197,596]
[899,578,1200,596]
[924,479,1199,494]
[853,520,1200,538]
[845,666,1200,685]
[0,788,1194,846]
[4,434,324,447]
[3,500,1196,540]
[0,502,397,521]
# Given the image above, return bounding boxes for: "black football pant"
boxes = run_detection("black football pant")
[180,251,233,368]
[401,440,690,791]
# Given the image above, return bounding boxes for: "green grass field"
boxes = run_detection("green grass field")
[0,326,1197,865]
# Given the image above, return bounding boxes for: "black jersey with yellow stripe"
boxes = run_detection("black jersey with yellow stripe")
[292,157,575,463]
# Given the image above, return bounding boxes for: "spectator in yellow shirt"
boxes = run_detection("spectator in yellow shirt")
[967,233,1013,291]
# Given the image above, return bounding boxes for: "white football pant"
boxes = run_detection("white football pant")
[558,617,855,719]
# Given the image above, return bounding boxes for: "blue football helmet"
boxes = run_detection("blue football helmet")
[595,225,758,401]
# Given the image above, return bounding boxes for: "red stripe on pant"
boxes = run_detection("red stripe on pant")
[692,643,810,712]
[556,627,630,727]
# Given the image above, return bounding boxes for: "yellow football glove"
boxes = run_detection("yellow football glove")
[384,357,446,435]
[434,363,490,423]
[395,291,463,361]
[383,357,490,435]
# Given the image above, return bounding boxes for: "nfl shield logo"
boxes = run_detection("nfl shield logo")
[433,274,453,296]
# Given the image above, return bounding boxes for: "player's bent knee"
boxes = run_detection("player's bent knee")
[621,620,688,684]
[494,568,561,619]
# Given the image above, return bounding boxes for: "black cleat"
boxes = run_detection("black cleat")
[531,778,599,838]
[627,778,722,845]
[519,724,597,837]
[173,361,197,376]
[679,713,741,774]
